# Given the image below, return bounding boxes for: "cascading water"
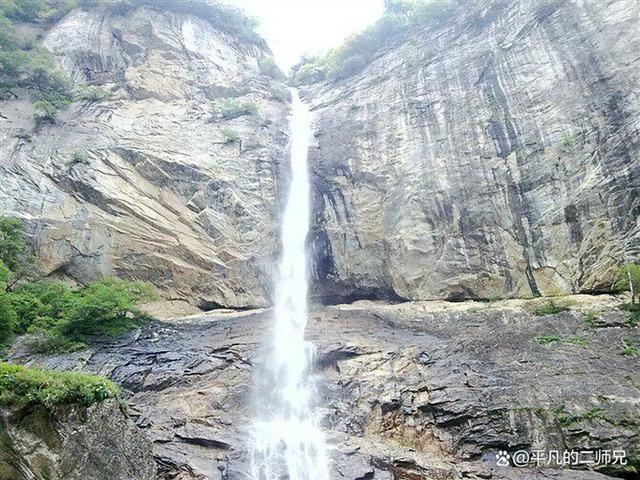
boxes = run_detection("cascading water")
[249,90,330,480]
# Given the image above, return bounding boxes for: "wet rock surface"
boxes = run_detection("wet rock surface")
[305,0,639,302]
[0,399,157,480]
[10,295,639,479]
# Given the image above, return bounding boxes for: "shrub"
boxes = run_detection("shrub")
[530,299,572,316]
[7,278,154,353]
[26,333,85,354]
[292,62,327,86]
[268,82,290,102]
[0,290,17,344]
[222,128,239,144]
[0,4,74,114]
[10,281,74,334]
[0,215,27,274]
[108,0,264,46]
[0,216,156,350]
[553,405,605,427]
[0,362,119,409]
[71,149,88,164]
[59,278,155,339]
[559,132,577,150]
[33,100,59,124]
[616,263,640,306]
[583,312,599,328]
[258,58,284,80]
[620,337,639,357]
[218,99,259,119]
[411,0,458,24]
[77,85,111,103]
[0,260,10,285]
[563,335,589,348]
[329,54,370,81]
[291,0,460,84]
[536,334,561,346]
[0,0,78,24]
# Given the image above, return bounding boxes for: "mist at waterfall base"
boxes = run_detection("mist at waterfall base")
[249,91,330,480]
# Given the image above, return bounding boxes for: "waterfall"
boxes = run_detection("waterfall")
[249,90,330,480]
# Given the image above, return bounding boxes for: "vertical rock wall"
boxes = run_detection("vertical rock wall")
[307,0,639,301]
[0,5,290,308]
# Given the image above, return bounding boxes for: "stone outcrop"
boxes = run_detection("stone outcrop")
[0,4,290,308]
[10,294,639,479]
[0,399,157,480]
[306,0,639,302]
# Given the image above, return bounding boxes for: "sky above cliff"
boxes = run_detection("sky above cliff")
[228,0,384,72]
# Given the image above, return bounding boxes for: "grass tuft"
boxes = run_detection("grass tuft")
[0,362,119,410]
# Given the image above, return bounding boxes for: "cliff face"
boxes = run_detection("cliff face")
[307,0,639,302]
[0,400,156,480]
[0,5,290,308]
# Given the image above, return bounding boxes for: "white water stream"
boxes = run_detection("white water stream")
[249,90,330,480]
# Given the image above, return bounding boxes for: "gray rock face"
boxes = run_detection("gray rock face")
[0,399,157,480]
[11,295,639,479]
[306,0,639,302]
[0,5,290,308]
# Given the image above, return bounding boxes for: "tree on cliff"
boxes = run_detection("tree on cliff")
[617,263,640,306]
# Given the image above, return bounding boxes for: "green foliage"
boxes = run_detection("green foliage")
[563,335,589,348]
[77,85,111,103]
[0,216,27,274]
[258,57,284,80]
[536,334,562,346]
[0,5,73,114]
[10,281,74,334]
[530,299,572,316]
[291,0,460,84]
[58,278,156,339]
[222,128,239,144]
[268,82,290,103]
[218,99,259,119]
[1,0,264,115]
[6,278,155,352]
[0,216,156,351]
[33,99,59,124]
[583,311,599,328]
[0,290,17,344]
[291,59,327,85]
[0,260,11,286]
[620,337,640,357]
[110,0,264,46]
[26,332,85,354]
[559,132,577,150]
[616,263,640,305]
[70,149,88,164]
[0,0,78,24]
[536,333,588,348]
[628,310,640,328]
[0,362,119,409]
[553,404,605,427]
[1,0,266,47]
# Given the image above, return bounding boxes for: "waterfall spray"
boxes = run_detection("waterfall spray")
[249,90,330,480]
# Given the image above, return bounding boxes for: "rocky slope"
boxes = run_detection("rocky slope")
[0,399,156,480]
[8,295,639,479]
[306,0,639,302]
[0,4,290,308]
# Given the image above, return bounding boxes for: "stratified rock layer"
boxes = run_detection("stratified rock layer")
[0,5,290,308]
[11,295,639,479]
[307,0,639,302]
[0,399,157,480]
